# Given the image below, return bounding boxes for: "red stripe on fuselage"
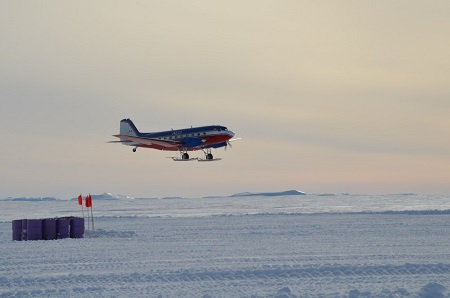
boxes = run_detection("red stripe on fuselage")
[136,134,232,151]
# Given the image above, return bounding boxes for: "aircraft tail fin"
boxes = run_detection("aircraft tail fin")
[120,119,140,136]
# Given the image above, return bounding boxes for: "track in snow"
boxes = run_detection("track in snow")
[1,213,449,297]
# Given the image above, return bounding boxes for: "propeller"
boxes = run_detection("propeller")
[225,138,241,150]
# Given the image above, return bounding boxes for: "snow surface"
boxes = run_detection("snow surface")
[1,193,450,297]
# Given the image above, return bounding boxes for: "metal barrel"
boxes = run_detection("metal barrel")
[21,219,28,241]
[42,218,57,240]
[12,219,23,241]
[26,219,43,241]
[56,218,70,239]
[70,217,85,238]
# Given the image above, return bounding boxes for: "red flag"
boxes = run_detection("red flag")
[85,194,92,208]
[78,195,82,205]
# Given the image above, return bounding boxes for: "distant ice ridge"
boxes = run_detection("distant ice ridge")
[1,190,308,201]
[1,197,59,202]
[229,189,306,197]
[87,193,135,201]
[0,193,135,201]
[0,191,431,202]
[204,189,307,198]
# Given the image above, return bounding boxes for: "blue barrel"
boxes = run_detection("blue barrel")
[27,219,43,241]
[12,220,23,241]
[42,218,57,240]
[56,218,70,239]
[22,219,28,241]
[70,217,85,238]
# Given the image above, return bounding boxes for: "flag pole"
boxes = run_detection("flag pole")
[90,194,95,230]
[85,195,90,230]
[78,194,85,223]
[81,196,85,222]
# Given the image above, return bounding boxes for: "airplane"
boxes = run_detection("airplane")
[110,118,238,161]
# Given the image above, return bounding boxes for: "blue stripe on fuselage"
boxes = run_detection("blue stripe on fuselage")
[140,125,227,138]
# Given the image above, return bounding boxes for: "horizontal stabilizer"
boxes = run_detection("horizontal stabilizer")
[107,140,133,143]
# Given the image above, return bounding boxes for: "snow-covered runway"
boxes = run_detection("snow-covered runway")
[1,194,450,297]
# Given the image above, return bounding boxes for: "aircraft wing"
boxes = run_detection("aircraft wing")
[113,134,180,148]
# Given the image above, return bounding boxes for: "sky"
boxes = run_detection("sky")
[1,1,450,199]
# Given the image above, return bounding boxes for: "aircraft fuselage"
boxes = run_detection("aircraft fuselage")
[113,119,235,154]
